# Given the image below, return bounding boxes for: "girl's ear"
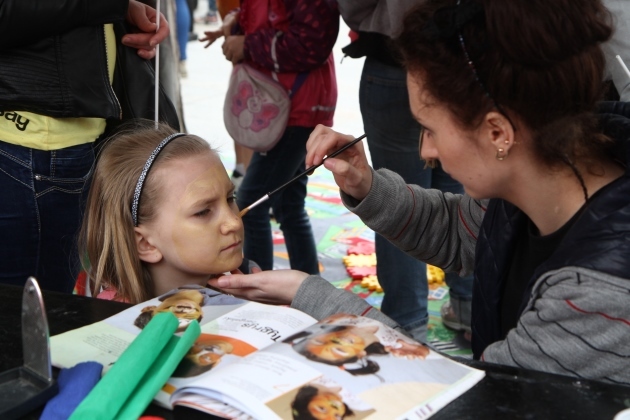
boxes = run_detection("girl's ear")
[134,226,163,264]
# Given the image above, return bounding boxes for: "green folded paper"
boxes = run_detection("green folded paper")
[69,312,200,420]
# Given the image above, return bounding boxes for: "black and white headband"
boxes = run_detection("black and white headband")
[131,132,187,226]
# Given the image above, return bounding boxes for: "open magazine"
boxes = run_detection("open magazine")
[51,286,484,419]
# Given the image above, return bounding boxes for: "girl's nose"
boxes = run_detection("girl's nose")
[222,206,243,233]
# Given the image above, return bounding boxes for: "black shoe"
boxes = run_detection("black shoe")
[188,32,198,42]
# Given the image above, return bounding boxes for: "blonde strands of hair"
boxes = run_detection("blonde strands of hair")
[78,121,214,304]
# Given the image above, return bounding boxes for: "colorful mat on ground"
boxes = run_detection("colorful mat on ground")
[268,166,472,358]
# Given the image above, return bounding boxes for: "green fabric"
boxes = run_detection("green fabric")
[69,312,200,420]
[116,320,200,418]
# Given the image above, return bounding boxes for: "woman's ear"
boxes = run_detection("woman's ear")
[134,226,163,264]
[484,111,516,155]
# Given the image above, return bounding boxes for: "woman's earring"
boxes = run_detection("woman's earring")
[496,148,509,161]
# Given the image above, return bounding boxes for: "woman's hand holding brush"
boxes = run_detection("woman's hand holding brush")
[239,126,369,217]
[305,125,373,201]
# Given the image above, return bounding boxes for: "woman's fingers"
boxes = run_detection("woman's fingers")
[208,269,309,305]
[305,125,356,168]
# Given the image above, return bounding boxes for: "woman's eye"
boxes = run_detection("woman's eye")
[194,209,210,217]
[228,194,237,204]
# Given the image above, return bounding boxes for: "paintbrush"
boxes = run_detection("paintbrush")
[238,134,367,217]
[616,54,630,80]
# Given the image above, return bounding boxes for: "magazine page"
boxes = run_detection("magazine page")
[156,301,317,407]
[171,314,485,420]
[50,285,316,408]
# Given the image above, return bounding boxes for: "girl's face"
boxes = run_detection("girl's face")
[407,73,505,200]
[143,151,244,279]
[307,392,346,420]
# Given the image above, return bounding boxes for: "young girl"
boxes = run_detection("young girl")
[211,0,630,385]
[79,121,253,304]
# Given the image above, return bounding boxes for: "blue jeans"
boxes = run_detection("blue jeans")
[0,141,94,293]
[175,0,191,61]
[360,57,473,334]
[237,126,319,274]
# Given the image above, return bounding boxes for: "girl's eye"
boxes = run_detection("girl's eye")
[194,209,210,217]
[227,194,237,204]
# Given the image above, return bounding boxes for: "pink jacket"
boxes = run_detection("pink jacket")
[238,0,339,127]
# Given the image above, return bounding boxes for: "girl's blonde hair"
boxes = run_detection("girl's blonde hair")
[79,120,216,303]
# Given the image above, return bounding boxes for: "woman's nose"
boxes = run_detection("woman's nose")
[419,129,438,161]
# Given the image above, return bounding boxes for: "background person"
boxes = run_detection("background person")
[0,0,175,293]
[202,0,339,274]
[337,0,473,341]
[199,1,253,192]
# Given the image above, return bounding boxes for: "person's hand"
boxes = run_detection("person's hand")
[122,0,169,59]
[222,35,245,64]
[200,29,224,48]
[207,268,309,305]
[221,10,240,37]
[200,11,240,49]
[306,125,373,201]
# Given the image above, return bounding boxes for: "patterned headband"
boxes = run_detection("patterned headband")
[131,132,187,226]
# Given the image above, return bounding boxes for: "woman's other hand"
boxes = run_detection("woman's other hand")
[208,268,309,305]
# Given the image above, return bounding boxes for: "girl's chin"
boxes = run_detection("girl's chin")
[208,258,245,278]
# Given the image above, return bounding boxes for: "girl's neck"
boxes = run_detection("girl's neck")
[505,159,624,236]
[148,264,213,297]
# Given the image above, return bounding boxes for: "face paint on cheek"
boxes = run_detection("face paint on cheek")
[308,393,346,420]
[172,221,214,270]
[171,165,239,273]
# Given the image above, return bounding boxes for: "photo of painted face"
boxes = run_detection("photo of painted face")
[172,333,258,378]
[305,325,380,364]
[285,322,430,376]
[173,337,233,378]
[284,324,385,375]
[291,385,354,420]
[188,339,234,367]
[134,289,204,332]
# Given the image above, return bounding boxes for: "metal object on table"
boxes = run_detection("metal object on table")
[0,277,58,419]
